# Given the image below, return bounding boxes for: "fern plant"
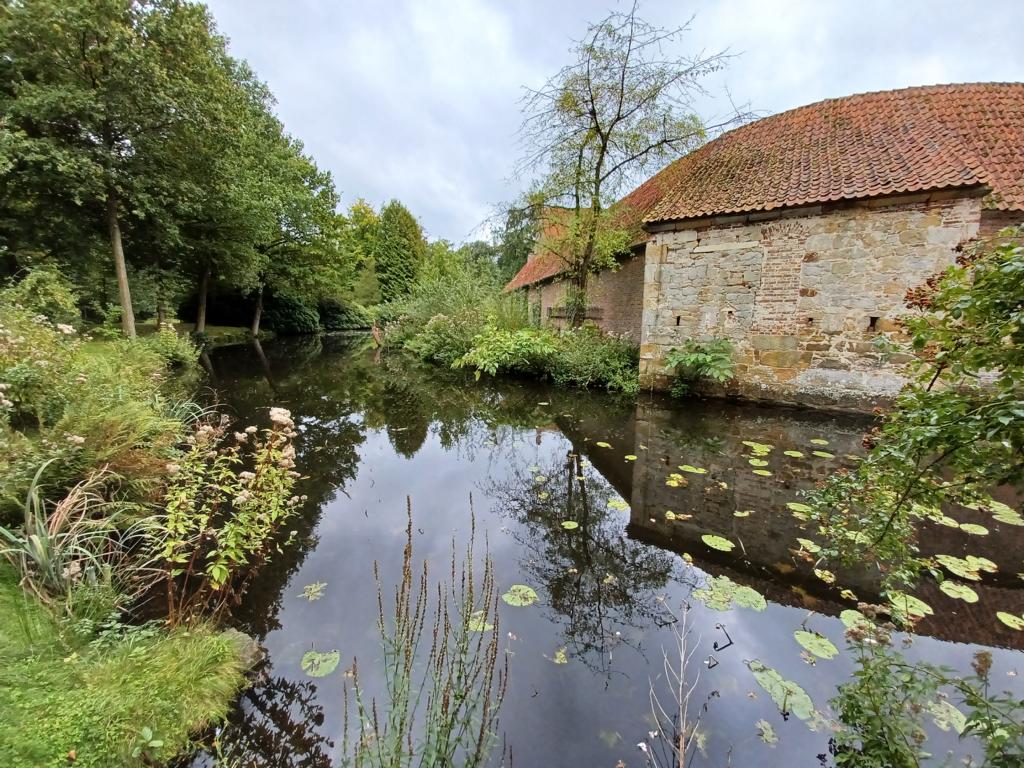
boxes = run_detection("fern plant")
[664,338,735,397]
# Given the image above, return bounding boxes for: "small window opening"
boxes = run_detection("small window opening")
[868,316,879,332]
[675,315,681,327]
[806,317,814,325]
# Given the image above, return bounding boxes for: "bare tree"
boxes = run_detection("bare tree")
[517,1,747,324]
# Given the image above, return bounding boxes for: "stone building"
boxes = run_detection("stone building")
[506,82,1024,410]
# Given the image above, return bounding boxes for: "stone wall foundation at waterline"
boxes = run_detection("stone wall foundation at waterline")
[638,192,995,410]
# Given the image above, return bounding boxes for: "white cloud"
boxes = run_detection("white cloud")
[204,0,1024,241]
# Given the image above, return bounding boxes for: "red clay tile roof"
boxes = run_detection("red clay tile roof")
[645,82,1024,224]
[504,208,575,291]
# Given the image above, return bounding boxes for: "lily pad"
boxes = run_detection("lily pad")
[958,523,989,536]
[502,584,538,607]
[756,719,778,745]
[533,475,547,483]
[537,491,549,500]
[811,451,835,459]
[467,610,493,632]
[809,438,830,446]
[679,464,707,474]
[938,581,979,603]
[840,609,871,630]
[889,591,933,620]
[796,538,821,554]
[813,568,836,585]
[551,647,568,664]
[746,660,815,720]
[997,611,1024,630]
[734,509,753,517]
[927,699,967,734]
[607,498,630,512]
[301,649,340,678]
[787,502,813,514]
[624,454,638,461]
[692,575,766,612]
[561,520,579,530]
[595,441,612,448]
[701,534,735,552]
[749,458,769,467]
[794,630,839,659]
[784,450,804,458]
[299,582,327,601]
[752,469,773,477]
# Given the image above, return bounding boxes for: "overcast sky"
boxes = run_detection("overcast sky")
[204,0,1024,243]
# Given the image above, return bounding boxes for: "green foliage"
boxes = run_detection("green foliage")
[318,298,371,331]
[808,230,1024,587]
[160,408,301,623]
[665,338,735,397]
[137,323,200,368]
[0,567,246,768]
[375,200,427,303]
[263,294,321,335]
[456,324,560,378]
[548,326,639,394]
[832,630,1024,767]
[1,269,80,326]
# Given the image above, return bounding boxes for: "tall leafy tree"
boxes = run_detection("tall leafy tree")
[375,200,426,303]
[0,0,239,337]
[517,1,746,323]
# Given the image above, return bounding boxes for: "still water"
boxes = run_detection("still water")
[193,335,1023,767]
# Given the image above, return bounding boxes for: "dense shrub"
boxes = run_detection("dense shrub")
[665,338,735,397]
[1,269,80,326]
[404,312,483,366]
[549,327,639,394]
[318,297,371,331]
[456,324,559,378]
[262,293,320,335]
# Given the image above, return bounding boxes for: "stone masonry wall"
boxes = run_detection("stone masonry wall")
[526,252,645,342]
[639,193,984,409]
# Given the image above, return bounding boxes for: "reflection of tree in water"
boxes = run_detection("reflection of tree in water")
[189,665,334,768]
[488,449,681,674]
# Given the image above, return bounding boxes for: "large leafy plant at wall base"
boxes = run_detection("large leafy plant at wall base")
[809,227,1024,587]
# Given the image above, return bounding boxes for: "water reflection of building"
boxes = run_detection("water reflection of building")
[563,395,1024,651]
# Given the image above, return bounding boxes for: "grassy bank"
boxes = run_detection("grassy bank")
[0,567,245,768]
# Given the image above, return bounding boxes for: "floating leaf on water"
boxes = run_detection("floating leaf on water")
[997,611,1024,630]
[811,451,835,459]
[502,584,538,607]
[746,660,815,720]
[934,515,961,528]
[607,498,630,512]
[528,465,540,473]
[561,520,579,530]
[734,509,753,517]
[595,441,612,448]
[958,523,989,536]
[813,568,836,585]
[939,581,979,603]
[809,438,830,446]
[784,450,804,458]
[602,573,617,585]
[752,469,773,477]
[840,609,871,630]
[840,588,857,601]
[537,401,549,406]
[537,491,549,500]
[927,698,967,734]
[624,454,638,461]
[794,630,839,659]
[692,575,766,612]
[889,591,933,620]
[742,440,774,455]
[533,475,547,484]
[787,502,813,514]
[467,610,493,632]
[299,582,327,601]
[551,647,568,664]
[701,534,735,552]
[301,649,340,678]
[796,538,821,554]
[679,464,708,474]
[734,584,768,611]
[749,458,769,467]
[756,719,778,745]
[665,510,676,520]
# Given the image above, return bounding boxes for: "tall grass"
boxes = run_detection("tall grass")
[342,502,507,768]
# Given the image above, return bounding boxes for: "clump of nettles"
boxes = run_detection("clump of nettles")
[161,406,306,624]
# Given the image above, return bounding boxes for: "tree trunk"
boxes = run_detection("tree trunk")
[251,286,264,337]
[156,302,166,328]
[106,190,136,338]
[195,267,210,334]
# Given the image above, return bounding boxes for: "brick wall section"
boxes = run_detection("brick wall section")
[639,192,984,409]
[979,209,1023,238]
[525,252,645,342]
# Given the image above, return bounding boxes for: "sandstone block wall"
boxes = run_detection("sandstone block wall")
[638,193,984,409]
[526,252,645,342]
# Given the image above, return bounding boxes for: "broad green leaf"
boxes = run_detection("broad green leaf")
[938,581,979,602]
[840,609,871,630]
[796,538,820,554]
[752,469,773,477]
[551,647,568,664]
[679,464,707,474]
[701,534,734,552]
[624,454,637,461]
[809,438,830,446]
[794,630,839,659]
[784,450,804,458]
[958,522,989,536]
[927,699,967,734]
[561,520,579,530]
[301,649,340,678]
[787,502,813,514]
[746,660,815,720]
[502,584,538,607]
[756,719,778,745]
[749,458,769,467]
[595,441,612,448]
[889,591,933,619]
[467,610,493,632]
[997,611,1024,630]
[607,498,630,512]
[811,451,835,459]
